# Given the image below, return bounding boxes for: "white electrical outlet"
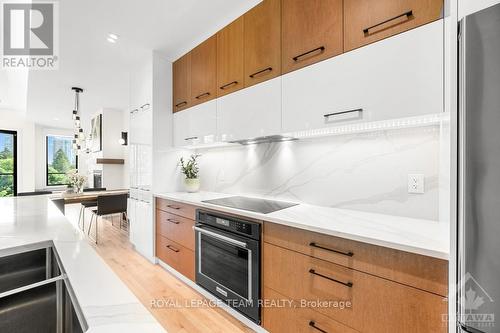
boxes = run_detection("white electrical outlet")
[408,174,425,194]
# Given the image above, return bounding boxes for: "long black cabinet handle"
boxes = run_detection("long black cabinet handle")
[166,218,180,224]
[175,101,187,108]
[309,321,329,333]
[324,108,363,118]
[309,242,354,257]
[220,81,238,90]
[167,204,181,210]
[249,67,273,78]
[166,245,180,253]
[293,46,325,62]
[363,10,413,35]
[184,136,199,141]
[195,92,211,99]
[309,269,353,288]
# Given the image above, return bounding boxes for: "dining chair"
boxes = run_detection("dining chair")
[78,188,106,231]
[87,194,128,244]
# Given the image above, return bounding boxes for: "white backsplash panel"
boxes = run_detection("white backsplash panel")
[193,126,440,221]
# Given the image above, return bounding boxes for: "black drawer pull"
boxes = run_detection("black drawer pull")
[175,101,187,108]
[309,321,328,333]
[167,218,180,224]
[167,204,181,210]
[363,10,413,35]
[195,92,210,99]
[324,108,363,119]
[309,269,353,288]
[184,136,198,141]
[166,245,180,253]
[220,81,238,90]
[309,242,354,257]
[249,67,273,78]
[293,46,325,62]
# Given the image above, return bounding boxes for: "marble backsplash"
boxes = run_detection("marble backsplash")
[191,126,441,221]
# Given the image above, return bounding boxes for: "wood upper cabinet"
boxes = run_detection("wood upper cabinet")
[173,53,191,112]
[217,17,244,97]
[344,0,444,51]
[244,0,281,87]
[281,0,343,74]
[190,35,217,106]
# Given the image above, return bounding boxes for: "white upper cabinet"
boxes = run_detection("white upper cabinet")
[217,76,282,142]
[173,100,217,147]
[282,20,444,133]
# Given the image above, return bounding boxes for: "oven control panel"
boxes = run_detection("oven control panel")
[197,211,260,240]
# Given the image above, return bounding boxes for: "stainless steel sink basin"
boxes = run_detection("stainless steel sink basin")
[0,243,88,333]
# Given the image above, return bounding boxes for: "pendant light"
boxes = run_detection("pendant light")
[71,87,84,152]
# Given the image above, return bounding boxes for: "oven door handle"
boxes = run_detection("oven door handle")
[193,226,248,248]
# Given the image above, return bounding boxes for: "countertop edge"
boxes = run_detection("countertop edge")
[153,192,449,260]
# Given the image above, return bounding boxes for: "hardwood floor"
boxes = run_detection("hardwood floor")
[65,204,254,333]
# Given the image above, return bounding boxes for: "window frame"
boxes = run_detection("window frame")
[46,135,78,187]
[0,129,17,196]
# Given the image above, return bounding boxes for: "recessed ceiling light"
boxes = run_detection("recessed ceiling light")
[107,33,119,43]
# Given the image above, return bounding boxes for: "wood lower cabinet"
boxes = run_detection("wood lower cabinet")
[173,53,191,112]
[217,17,244,97]
[156,198,197,220]
[156,210,195,251]
[155,198,197,281]
[190,35,217,106]
[156,234,195,281]
[244,0,281,87]
[264,222,448,296]
[263,242,448,333]
[263,287,360,333]
[281,0,343,74]
[344,0,443,51]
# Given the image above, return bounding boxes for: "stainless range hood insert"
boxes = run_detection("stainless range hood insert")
[229,135,298,145]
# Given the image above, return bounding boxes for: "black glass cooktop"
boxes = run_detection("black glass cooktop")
[202,196,298,214]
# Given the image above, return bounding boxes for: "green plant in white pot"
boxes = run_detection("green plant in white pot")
[180,155,200,193]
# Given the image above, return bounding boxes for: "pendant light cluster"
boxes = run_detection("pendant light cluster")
[71,87,85,152]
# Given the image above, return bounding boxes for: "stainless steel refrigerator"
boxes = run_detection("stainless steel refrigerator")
[458,3,500,333]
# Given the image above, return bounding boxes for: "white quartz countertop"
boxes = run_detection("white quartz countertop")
[155,191,449,260]
[0,196,165,333]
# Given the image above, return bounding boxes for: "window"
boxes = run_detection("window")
[0,130,17,197]
[46,135,78,186]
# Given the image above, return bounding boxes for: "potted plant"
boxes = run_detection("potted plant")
[180,155,200,193]
[66,170,87,194]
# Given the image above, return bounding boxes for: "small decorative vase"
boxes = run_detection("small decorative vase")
[184,178,200,193]
[74,185,83,194]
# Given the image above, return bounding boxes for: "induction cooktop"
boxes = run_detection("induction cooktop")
[202,196,298,214]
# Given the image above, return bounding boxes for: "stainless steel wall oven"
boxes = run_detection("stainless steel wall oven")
[194,210,261,323]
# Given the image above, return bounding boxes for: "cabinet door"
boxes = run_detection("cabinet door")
[217,76,282,142]
[282,20,443,133]
[282,0,343,74]
[217,17,244,97]
[128,198,137,245]
[173,100,217,147]
[190,35,217,106]
[244,0,281,87]
[344,0,443,51]
[173,53,191,112]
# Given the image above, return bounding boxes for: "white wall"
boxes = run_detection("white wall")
[0,110,35,192]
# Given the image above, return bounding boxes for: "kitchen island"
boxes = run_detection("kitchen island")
[0,196,165,333]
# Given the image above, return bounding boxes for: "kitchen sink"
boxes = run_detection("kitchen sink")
[0,243,88,333]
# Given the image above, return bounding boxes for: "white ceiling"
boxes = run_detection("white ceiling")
[0,0,260,128]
